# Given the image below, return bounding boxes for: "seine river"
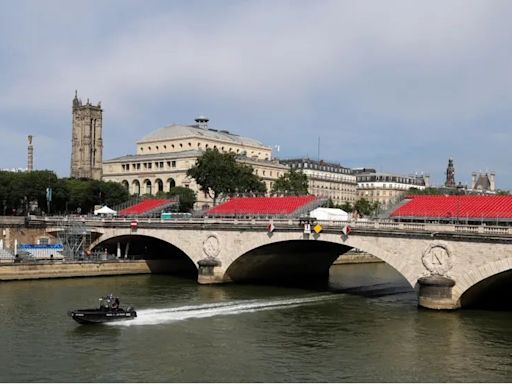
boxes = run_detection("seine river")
[0,263,511,382]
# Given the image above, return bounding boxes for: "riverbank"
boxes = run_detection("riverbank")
[0,260,159,281]
[0,252,381,281]
[333,250,382,264]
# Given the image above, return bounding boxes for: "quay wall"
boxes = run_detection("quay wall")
[334,251,382,265]
[0,260,168,281]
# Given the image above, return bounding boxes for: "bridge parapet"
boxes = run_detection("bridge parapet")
[27,216,512,238]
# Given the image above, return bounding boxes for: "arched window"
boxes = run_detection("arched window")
[167,178,176,191]
[144,179,152,195]
[132,180,141,196]
[155,179,164,193]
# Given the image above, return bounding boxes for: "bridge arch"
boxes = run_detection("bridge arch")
[455,257,512,308]
[91,233,198,278]
[224,239,350,284]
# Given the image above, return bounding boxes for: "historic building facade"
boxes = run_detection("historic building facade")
[355,170,429,208]
[279,158,357,205]
[70,92,103,180]
[471,171,496,194]
[102,117,288,208]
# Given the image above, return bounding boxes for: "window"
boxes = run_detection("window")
[38,237,49,245]
[171,161,176,168]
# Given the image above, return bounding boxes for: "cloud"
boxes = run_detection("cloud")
[1,0,511,186]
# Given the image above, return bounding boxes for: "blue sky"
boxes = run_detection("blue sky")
[1,0,511,188]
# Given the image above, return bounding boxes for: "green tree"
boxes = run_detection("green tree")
[271,168,309,196]
[339,202,353,213]
[99,181,130,208]
[168,186,197,212]
[232,164,267,196]
[187,148,266,205]
[353,198,380,217]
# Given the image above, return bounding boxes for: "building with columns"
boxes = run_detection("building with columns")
[70,92,103,180]
[102,117,288,209]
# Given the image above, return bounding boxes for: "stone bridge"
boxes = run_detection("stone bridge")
[47,217,512,310]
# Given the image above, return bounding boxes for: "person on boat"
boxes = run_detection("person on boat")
[112,297,120,310]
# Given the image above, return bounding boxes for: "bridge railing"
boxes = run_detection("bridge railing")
[25,215,512,237]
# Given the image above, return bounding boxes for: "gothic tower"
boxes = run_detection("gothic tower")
[70,91,103,180]
[445,158,456,188]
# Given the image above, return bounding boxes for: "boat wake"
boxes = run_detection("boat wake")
[110,294,338,326]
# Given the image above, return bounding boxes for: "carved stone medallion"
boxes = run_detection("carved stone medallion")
[203,234,220,258]
[421,243,452,275]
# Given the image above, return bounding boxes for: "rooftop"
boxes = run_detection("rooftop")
[138,121,268,149]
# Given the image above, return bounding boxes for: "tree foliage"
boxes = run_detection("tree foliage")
[353,198,380,217]
[187,148,266,205]
[156,186,197,212]
[0,171,129,215]
[271,169,309,196]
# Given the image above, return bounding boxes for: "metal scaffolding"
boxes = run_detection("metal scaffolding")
[56,219,92,260]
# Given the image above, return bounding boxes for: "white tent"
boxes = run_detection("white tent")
[94,206,117,216]
[310,207,349,221]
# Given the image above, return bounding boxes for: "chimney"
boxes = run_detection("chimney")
[27,135,33,172]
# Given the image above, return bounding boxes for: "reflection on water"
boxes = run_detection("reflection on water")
[0,264,511,382]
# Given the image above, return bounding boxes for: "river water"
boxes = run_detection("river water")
[0,263,511,382]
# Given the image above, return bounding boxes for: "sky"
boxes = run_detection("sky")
[1,0,511,188]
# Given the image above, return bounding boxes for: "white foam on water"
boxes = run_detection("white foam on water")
[111,294,337,326]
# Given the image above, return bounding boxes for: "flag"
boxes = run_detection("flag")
[342,224,351,236]
[267,222,275,233]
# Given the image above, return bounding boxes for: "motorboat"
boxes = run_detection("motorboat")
[68,294,137,324]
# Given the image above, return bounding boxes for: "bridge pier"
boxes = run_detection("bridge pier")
[197,258,228,284]
[417,275,458,310]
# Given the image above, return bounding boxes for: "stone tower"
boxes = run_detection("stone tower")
[70,91,103,180]
[27,135,33,172]
[445,158,456,188]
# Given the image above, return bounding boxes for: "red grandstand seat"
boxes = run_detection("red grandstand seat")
[391,195,512,219]
[207,196,316,216]
[119,199,173,216]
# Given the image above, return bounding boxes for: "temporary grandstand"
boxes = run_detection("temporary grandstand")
[390,195,512,225]
[118,198,177,217]
[206,195,325,218]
